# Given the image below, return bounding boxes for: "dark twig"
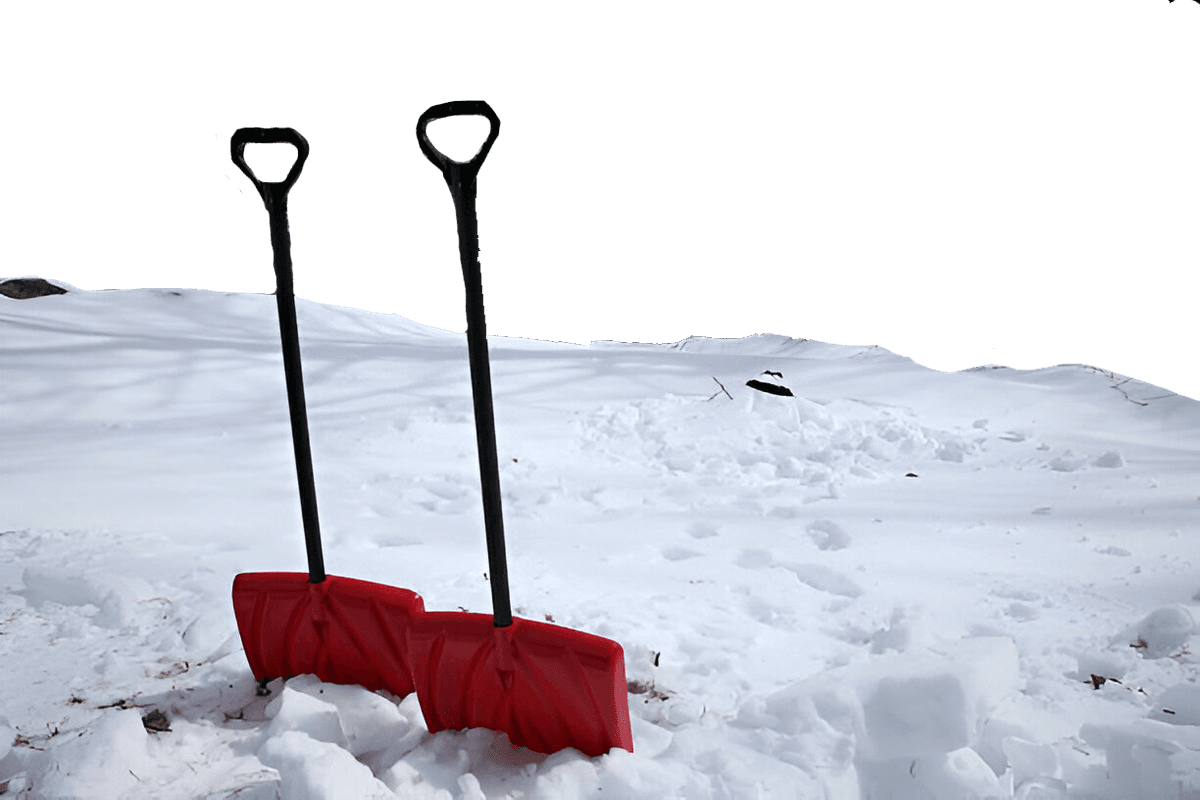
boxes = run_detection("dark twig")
[707,377,733,401]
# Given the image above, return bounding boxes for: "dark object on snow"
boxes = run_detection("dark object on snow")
[906,472,919,478]
[0,278,67,299]
[763,370,783,379]
[141,709,171,733]
[230,127,427,709]
[414,99,633,757]
[746,379,794,397]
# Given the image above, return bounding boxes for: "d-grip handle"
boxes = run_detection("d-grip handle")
[231,127,310,203]
[416,101,500,183]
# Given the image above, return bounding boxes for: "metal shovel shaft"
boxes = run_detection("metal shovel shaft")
[453,171,512,628]
[231,128,325,583]
[417,102,511,628]
[271,223,326,584]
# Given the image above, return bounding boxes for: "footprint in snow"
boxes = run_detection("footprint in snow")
[687,520,720,539]
[779,562,863,598]
[732,549,863,597]
[661,546,703,562]
[735,549,774,569]
[806,519,852,551]
[1004,602,1039,621]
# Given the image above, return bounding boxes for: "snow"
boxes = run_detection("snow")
[2,286,1200,798]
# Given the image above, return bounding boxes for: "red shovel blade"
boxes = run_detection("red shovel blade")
[232,572,425,696]
[409,613,634,757]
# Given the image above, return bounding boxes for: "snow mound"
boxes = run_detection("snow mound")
[579,391,977,501]
[735,637,1020,796]
[588,333,896,361]
[1112,605,1195,659]
[20,567,159,630]
[29,709,153,800]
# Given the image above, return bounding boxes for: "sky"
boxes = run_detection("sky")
[2,1,1198,399]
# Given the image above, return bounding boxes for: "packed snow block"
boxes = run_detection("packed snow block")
[1071,647,1136,684]
[856,747,1004,799]
[0,277,68,298]
[1111,604,1195,658]
[1150,683,1200,725]
[853,637,1021,761]
[20,567,106,609]
[1079,718,1200,799]
[1002,736,1060,786]
[258,730,395,800]
[737,637,1020,767]
[19,567,156,629]
[282,674,414,757]
[264,685,349,748]
[33,709,153,800]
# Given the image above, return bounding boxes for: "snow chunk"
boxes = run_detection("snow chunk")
[1072,648,1136,684]
[857,747,1003,799]
[1002,736,1061,787]
[532,749,601,797]
[870,606,928,654]
[779,562,863,597]
[19,567,104,609]
[19,567,157,629]
[33,709,153,800]
[1150,683,1200,725]
[258,730,395,799]
[1048,451,1087,472]
[738,637,1021,765]
[1112,605,1195,658]
[1094,451,1124,468]
[281,674,415,757]
[264,685,348,748]
[866,638,1020,759]
[1079,718,1200,798]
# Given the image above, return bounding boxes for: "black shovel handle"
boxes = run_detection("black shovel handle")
[232,127,309,197]
[231,127,326,584]
[416,101,500,183]
[417,101,512,628]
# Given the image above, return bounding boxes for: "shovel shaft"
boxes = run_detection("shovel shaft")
[455,181,512,629]
[231,128,326,584]
[417,102,511,627]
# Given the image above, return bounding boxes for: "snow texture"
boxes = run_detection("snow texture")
[2,287,1199,798]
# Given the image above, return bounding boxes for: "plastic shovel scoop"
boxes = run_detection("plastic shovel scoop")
[229,127,425,696]
[409,101,634,757]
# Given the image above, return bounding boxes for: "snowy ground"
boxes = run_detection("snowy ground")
[1,286,1199,799]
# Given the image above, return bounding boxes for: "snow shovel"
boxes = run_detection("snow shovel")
[229,127,426,697]
[408,101,634,757]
